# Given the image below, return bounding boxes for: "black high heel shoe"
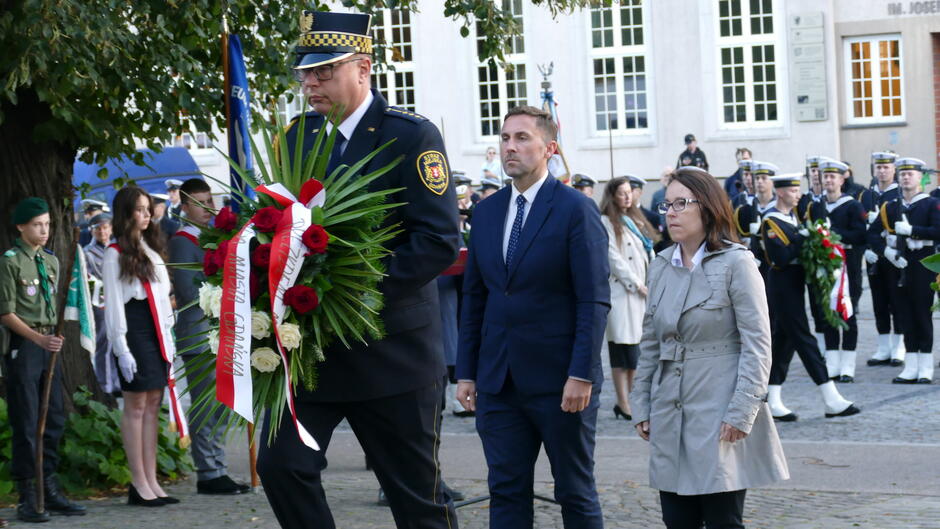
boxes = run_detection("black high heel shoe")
[613,405,632,421]
[128,485,166,507]
[157,495,180,504]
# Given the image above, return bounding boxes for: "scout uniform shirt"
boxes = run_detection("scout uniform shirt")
[0,238,59,328]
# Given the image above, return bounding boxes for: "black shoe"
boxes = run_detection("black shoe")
[837,375,854,383]
[890,359,904,367]
[867,358,890,366]
[452,407,475,418]
[377,488,389,507]
[892,376,917,384]
[197,475,248,495]
[772,413,798,422]
[613,405,632,421]
[16,479,51,522]
[43,474,86,516]
[825,404,861,418]
[442,482,465,502]
[157,495,180,504]
[128,485,166,507]
[916,378,933,384]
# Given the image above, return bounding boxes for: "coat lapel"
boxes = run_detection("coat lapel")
[490,188,511,277]
[681,265,712,313]
[336,89,386,175]
[507,177,556,280]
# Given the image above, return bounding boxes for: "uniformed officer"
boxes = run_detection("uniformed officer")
[797,156,824,221]
[572,173,597,198]
[82,212,120,394]
[150,193,179,240]
[864,151,906,366]
[77,199,108,247]
[164,178,184,218]
[759,176,861,421]
[478,175,502,201]
[0,198,86,522]
[257,11,460,529]
[730,159,755,209]
[815,159,867,382]
[877,158,940,384]
[734,161,777,251]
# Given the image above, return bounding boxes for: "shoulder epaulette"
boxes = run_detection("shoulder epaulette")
[42,248,54,256]
[2,248,16,258]
[385,106,428,123]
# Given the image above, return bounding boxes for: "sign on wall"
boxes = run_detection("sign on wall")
[789,12,828,122]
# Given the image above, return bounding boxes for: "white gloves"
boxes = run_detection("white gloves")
[864,249,878,264]
[867,211,879,224]
[798,228,810,237]
[884,247,908,269]
[895,218,913,236]
[117,352,137,382]
[748,222,761,236]
[886,234,897,247]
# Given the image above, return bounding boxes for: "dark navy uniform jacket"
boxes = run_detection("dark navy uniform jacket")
[284,89,460,401]
[860,183,900,213]
[873,193,940,253]
[759,208,806,270]
[816,195,867,249]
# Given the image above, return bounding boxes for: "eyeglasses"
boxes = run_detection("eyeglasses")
[657,198,700,214]
[293,58,363,82]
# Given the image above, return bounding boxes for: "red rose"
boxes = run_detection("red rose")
[214,206,238,231]
[302,225,330,255]
[283,284,319,314]
[252,206,284,232]
[828,251,837,260]
[252,243,272,269]
[822,239,832,248]
[202,240,230,276]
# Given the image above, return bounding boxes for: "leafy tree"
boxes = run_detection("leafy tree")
[0,0,584,407]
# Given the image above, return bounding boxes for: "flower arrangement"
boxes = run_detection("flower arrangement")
[920,253,940,311]
[181,111,403,446]
[799,219,849,330]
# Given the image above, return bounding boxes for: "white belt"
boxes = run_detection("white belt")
[907,239,936,250]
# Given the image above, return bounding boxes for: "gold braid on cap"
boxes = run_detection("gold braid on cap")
[299,33,373,54]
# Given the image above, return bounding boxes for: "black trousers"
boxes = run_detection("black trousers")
[824,248,862,350]
[896,249,935,352]
[869,257,904,335]
[768,267,830,385]
[660,490,746,529]
[3,336,65,481]
[257,380,457,529]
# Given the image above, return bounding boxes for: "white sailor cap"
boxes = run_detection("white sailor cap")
[770,173,803,188]
[818,158,849,173]
[165,178,184,190]
[624,175,646,189]
[676,166,710,176]
[571,174,597,188]
[738,159,755,171]
[81,199,110,213]
[751,162,779,176]
[871,151,898,164]
[806,156,822,168]
[151,193,170,203]
[895,157,927,172]
[480,176,501,190]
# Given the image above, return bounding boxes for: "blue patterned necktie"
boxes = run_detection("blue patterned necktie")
[505,194,527,268]
[326,130,346,175]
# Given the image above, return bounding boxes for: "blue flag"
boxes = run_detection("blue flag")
[226,34,256,206]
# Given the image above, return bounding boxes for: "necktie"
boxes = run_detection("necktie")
[35,253,55,321]
[506,195,527,268]
[326,130,346,175]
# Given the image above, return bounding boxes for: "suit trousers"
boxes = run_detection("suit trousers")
[4,336,65,480]
[659,489,746,529]
[476,375,603,529]
[767,267,830,386]
[257,380,457,529]
[181,353,227,480]
[869,258,904,335]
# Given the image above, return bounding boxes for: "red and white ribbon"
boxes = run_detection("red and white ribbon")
[217,223,257,423]
[829,244,854,321]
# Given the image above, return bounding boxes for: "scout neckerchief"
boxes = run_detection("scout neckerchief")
[16,238,55,321]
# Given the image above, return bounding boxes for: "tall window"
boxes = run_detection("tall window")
[716,0,779,126]
[844,35,904,124]
[588,0,649,133]
[372,9,417,111]
[475,0,527,137]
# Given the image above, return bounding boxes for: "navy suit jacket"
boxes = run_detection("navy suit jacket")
[456,177,611,395]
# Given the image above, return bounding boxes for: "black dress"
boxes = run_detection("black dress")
[119,299,168,392]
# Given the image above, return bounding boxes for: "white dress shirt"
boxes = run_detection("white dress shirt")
[324,90,374,156]
[502,171,549,262]
[670,242,707,271]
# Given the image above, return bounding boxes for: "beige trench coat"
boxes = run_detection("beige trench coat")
[601,215,648,345]
[630,243,789,495]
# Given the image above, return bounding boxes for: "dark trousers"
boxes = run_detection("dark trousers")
[767,267,830,385]
[896,249,935,352]
[807,285,826,334]
[476,376,603,529]
[257,381,457,529]
[869,257,903,335]
[3,336,65,481]
[824,248,862,350]
[181,353,227,480]
[660,490,746,529]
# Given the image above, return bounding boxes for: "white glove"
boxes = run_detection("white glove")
[884,247,898,263]
[895,218,913,236]
[896,256,908,268]
[824,218,832,229]
[798,228,810,237]
[117,352,137,382]
[748,222,761,235]
[886,234,897,247]
[864,249,878,264]
[867,211,879,224]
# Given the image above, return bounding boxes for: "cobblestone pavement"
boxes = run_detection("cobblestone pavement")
[2,284,938,527]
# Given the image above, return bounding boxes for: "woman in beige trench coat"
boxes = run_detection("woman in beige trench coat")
[630,167,789,529]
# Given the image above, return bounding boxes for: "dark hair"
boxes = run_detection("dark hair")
[503,105,557,144]
[669,168,740,251]
[179,178,212,205]
[112,186,165,282]
[600,177,660,248]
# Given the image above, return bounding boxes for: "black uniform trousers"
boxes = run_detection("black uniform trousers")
[257,380,457,529]
[823,247,862,350]
[868,257,904,335]
[659,490,746,529]
[3,335,65,481]
[767,266,831,385]
[896,248,935,353]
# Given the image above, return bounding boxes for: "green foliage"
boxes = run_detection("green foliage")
[800,220,848,331]
[0,387,193,495]
[921,253,940,274]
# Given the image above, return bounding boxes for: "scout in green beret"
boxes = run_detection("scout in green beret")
[0,197,85,521]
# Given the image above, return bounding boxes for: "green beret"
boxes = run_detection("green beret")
[12,197,49,225]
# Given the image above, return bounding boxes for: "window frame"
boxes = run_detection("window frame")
[842,34,905,125]
[371,8,418,111]
[473,0,529,141]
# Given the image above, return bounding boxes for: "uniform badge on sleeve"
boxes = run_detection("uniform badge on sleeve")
[417,151,449,196]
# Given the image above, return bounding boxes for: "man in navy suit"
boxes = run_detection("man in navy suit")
[456,106,610,529]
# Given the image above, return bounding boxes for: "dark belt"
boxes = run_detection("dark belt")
[31,325,54,334]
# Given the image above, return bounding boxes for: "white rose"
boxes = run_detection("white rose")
[208,329,220,355]
[198,283,215,316]
[251,311,271,340]
[197,283,223,319]
[278,323,301,350]
[251,347,281,373]
[208,286,223,319]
